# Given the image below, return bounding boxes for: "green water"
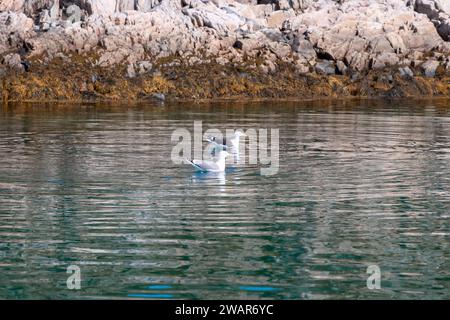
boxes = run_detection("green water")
[0,100,449,299]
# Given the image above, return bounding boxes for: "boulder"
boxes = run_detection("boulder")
[151,92,165,101]
[266,10,293,29]
[0,0,25,12]
[233,34,265,52]
[413,0,450,41]
[336,60,348,75]
[371,52,400,69]
[292,37,316,61]
[80,0,116,16]
[315,60,335,75]
[137,60,153,74]
[268,41,292,59]
[345,51,370,72]
[127,62,136,78]
[399,66,414,77]
[421,59,440,77]
[2,53,24,72]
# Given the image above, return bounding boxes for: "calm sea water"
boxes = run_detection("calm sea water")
[0,100,449,299]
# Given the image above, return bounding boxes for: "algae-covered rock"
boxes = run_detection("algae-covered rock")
[1,0,450,100]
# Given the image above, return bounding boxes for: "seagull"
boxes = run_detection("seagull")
[205,131,247,153]
[185,150,230,172]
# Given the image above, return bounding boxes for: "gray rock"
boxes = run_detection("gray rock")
[2,53,24,72]
[412,59,423,67]
[136,0,160,12]
[152,93,166,101]
[421,59,440,77]
[292,38,316,60]
[351,72,360,81]
[127,63,136,78]
[315,60,335,75]
[137,61,153,74]
[346,51,370,72]
[336,60,348,75]
[414,0,450,41]
[39,10,52,31]
[0,0,25,12]
[371,52,400,70]
[399,66,414,77]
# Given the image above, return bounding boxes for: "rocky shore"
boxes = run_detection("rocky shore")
[1,0,450,101]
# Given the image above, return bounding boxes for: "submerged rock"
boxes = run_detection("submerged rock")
[151,92,165,101]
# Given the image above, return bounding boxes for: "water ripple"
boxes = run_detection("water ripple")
[0,100,449,299]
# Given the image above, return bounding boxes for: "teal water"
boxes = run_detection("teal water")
[0,100,449,299]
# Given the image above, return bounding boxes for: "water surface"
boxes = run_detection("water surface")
[0,100,449,299]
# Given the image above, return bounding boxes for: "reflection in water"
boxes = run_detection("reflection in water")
[0,100,449,299]
[128,293,173,299]
[190,171,227,186]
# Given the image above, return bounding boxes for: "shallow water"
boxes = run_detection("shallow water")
[0,99,449,299]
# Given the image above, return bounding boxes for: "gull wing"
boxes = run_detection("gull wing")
[191,159,220,172]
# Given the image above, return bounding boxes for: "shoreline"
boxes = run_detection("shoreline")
[3,92,450,106]
[2,1,450,103]
[2,55,450,103]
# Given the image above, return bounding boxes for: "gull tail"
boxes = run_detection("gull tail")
[184,158,206,172]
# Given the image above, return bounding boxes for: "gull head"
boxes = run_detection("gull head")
[235,131,247,137]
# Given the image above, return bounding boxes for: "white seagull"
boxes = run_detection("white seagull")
[205,131,247,152]
[185,150,230,172]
